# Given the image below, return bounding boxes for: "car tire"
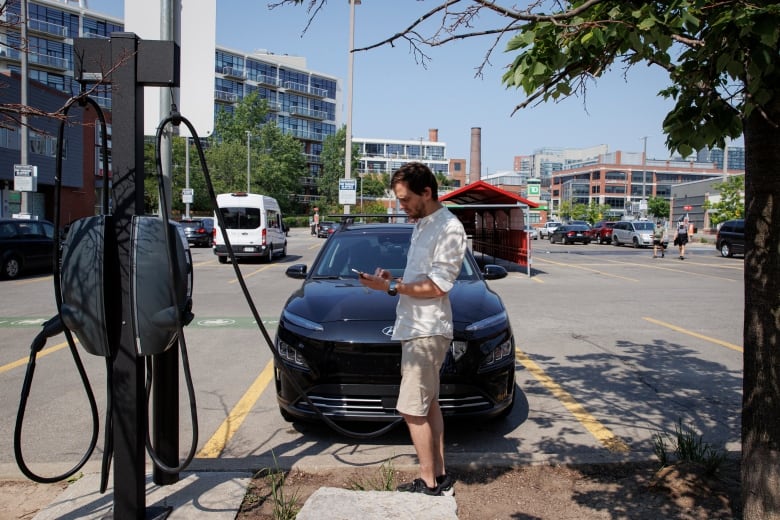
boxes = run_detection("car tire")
[218,255,228,264]
[265,246,274,263]
[720,242,732,257]
[612,235,620,246]
[279,406,295,423]
[281,242,287,258]
[1,255,21,279]
[632,237,640,248]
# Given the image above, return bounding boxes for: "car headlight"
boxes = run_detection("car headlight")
[479,339,513,370]
[282,309,324,331]
[276,338,310,370]
[465,311,508,332]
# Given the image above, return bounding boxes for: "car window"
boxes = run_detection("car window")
[312,229,477,281]
[635,222,655,231]
[219,207,261,229]
[0,222,16,238]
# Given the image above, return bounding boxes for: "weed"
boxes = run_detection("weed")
[253,453,301,520]
[652,419,726,475]
[347,458,397,491]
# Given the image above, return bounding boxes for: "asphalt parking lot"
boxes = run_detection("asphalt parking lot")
[0,229,743,483]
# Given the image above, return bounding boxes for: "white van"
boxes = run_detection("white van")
[213,192,287,263]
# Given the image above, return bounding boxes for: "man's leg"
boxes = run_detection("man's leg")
[403,412,438,488]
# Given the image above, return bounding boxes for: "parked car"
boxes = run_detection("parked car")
[524,226,539,240]
[179,217,214,247]
[589,221,615,244]
[715,218,745,257]
[550,224,591,245]
[539,221,562,239]
[275,221,516,423]
[0,218,55,279]
[611,220,655,248]
[316,221,340,238]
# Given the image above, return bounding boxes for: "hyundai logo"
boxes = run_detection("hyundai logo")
[381,326,394,337]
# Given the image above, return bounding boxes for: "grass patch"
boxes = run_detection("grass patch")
[347,458,397,491]
[652,419,726,475]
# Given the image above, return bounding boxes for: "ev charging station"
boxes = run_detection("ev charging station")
[72,34,185,518]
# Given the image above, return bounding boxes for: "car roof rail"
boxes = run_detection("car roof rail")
[326,213,410,232]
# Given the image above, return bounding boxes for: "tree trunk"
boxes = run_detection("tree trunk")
[741,88,780,519]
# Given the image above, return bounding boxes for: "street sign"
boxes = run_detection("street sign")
[13,164,37,192]
[339,178,357,205]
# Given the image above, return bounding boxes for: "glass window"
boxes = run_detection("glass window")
[219,207,260,230]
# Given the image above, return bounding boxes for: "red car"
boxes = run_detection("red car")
[589,221,615,244]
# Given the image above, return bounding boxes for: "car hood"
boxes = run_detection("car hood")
[282,279,505,331]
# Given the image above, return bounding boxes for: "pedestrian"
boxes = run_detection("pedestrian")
[311,209,319,236]
[359,162,466,497]
[652,223,666,258]
[673,216,690,259]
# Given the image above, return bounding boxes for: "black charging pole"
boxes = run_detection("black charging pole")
[74,33,180,519]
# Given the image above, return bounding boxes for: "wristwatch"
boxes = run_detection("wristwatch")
[387,279,398,296]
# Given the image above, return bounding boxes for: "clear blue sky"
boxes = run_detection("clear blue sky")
[86,0,737,174]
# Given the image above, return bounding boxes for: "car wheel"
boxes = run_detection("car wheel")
[612,235,619,246]
[218,255,228,264]
[1,256,21,279]
[281,242,287,258]
[720,242,732,257]
[632,237,640,248]
[265,246,274,263]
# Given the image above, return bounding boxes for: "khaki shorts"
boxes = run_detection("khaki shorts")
[396,336,450,417]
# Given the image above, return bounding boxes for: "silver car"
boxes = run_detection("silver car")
[611,220,655,248]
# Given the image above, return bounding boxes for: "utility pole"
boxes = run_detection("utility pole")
[20,0,30,217]
[640,136,648,218]
[344,0,360,215]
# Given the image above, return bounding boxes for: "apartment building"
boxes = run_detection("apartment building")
[353,128,450,178]
[550,149,744,219]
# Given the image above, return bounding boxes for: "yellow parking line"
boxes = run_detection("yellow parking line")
[197,360,275,458]
[643,317,743,352]
[515,350,629,453]
[0,340,69,374]
[532,257,639,282]
[12,276,52,286]
[228,265,273,284]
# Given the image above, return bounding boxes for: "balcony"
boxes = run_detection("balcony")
[254,74,279,87]
[28,18,68,39]
[222,66,246,80]
[29,52,70,70]
[289,105,328,120]
[283,81,328,98]
[287,128,324,141]
[215,90,238,103]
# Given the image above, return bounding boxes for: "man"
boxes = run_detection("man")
[360,162,466,496]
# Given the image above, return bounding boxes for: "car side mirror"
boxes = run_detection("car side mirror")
[483,264,508,280]
[285,264,307,279]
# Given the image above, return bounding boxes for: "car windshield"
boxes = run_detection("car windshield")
[635,222,655,231]
[311,227,478,281]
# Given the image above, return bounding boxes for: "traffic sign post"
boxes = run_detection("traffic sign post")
[339,178,357,205]
[13,164,37,192]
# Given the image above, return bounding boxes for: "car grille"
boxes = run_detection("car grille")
[294,392,493,419]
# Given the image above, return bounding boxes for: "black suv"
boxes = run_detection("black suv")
[716,218,745,257]
[179,217,214,247]
[275,222,516,424]
[0,218,55,279]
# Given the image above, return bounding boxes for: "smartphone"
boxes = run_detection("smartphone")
[351,268,366,277]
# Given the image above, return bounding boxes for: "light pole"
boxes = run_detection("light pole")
[640,136,648,218]
[344,0,360,215]
[246,130,251,193]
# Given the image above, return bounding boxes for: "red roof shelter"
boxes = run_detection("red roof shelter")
[441,181,540,269]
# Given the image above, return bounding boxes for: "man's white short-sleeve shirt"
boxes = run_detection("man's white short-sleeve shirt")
[391,206,466,341]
